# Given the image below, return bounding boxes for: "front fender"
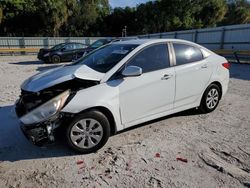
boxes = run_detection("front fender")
[61,80,123,131]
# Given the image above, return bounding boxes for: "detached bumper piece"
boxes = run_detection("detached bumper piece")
[21,124,50,146]
[20,116,62,146]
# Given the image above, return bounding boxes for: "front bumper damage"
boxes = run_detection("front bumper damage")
[16,78,100,146]
[20,114,63,146]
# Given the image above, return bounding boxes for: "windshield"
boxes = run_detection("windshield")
[89,39,108,48]
[73,44,138,73]
[52,43,65,50]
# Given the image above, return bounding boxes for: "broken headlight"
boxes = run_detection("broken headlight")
[20,90,70,125]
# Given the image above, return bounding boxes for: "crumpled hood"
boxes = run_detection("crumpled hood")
[21,65,105,92]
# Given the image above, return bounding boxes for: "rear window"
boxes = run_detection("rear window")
[173,43,203,65]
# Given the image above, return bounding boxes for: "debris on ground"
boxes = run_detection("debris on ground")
[76,160,85,165]
[176,157,188,163]
[155,153,161,158]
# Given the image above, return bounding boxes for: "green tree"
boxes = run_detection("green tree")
[0,0,249,37]
[222,0,250,24]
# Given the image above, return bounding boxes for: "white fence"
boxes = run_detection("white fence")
[0,24,250,51]
[0,37,103,48]
[137,24,250,51]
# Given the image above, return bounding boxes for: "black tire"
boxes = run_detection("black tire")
[66,110,110,154]
[51,55,61,63]
[199,84,221,113]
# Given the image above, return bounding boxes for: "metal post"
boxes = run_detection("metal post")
[19,37,25,55]
[47,37,50,48]
[234,51,241,64]
[124,26,127,37]
[220,28,225,49]
[174,32,177,39]
[194,30,198,43]
[44,37,49,48]
[85,38,90,46]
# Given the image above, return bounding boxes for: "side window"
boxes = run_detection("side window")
[173,43,203,65]
[64,44,74,51]
[75,44,85,49]
[127,44,170,73]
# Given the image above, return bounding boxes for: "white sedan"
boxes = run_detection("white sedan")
[16,39,230,153]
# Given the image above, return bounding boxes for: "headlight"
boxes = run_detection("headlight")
[20,90,70,125]
[44,53,50,57]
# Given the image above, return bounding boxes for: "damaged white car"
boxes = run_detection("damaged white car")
[15,39,230,153]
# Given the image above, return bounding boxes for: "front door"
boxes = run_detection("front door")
[61,44,76,62]
[119,43,175,125]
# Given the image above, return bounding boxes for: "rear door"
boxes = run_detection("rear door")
[172,43,213,108]
[75,43,87,59]
[119,43,175,126]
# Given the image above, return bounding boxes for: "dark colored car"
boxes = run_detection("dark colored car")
[83,37,139,55]
[83,39,113,55]
[38,42,87,63]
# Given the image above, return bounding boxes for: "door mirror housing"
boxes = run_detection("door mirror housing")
[122,66,142,77]
[61,47,66,51]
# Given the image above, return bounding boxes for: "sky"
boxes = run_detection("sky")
[109,0,152,8]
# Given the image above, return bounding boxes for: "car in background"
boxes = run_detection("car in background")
[38,42,87,63]
[83,37,139,55]
[16,39,229,153]
[83,39,114,55]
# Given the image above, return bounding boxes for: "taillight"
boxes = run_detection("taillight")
[222,62,230,69]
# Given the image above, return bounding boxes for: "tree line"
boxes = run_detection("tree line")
[0,0,249,37]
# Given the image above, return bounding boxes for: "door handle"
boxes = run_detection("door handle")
[201,64,208,69]
[161,74,173,80]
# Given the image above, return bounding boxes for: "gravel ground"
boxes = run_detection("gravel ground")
[0,55,249,188]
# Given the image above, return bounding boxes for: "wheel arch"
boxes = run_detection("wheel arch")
[78,106,117,136]
[209,81,223,99]
[198,80,223,107]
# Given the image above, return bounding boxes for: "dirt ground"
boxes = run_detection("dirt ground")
[0,55,249,188]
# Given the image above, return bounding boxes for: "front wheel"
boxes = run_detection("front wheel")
[51,55,61,63]
[199,84,221,113]
[66,110,110,154]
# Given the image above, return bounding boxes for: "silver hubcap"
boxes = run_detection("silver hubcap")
[70,118,103,149]
[206,88,219,109]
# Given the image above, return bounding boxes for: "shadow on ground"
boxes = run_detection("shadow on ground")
[0,104,199,162]
[9,60,43,65]
[230,63,250,81]
[117,108,201,135]
[0,105,75,162]
[9,60,67,72]
[36,65,64,72]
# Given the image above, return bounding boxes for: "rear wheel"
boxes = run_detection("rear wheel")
[51,55,61,63]
[199,84,221,113]
[66,110,110,154]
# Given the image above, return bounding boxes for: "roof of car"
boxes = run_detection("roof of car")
[113,38,196,45]
[56,42,85,45]
[112,38,213,53]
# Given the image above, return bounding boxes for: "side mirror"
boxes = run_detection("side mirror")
[122,66,142,77]
[61,47,66,51]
